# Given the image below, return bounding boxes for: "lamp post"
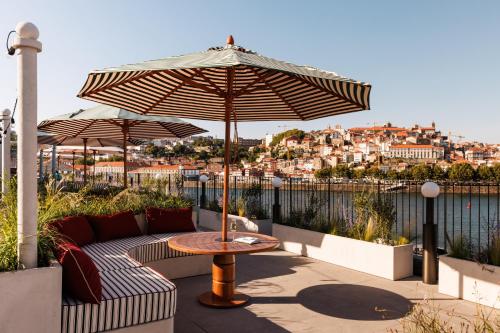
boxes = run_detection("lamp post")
[12,21,42,269]
[272,176,283,223]
[199,174,209,209]
[1,109,11,194]
[421,181,440,284]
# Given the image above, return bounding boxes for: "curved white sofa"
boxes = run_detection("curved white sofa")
[61,230,212,333]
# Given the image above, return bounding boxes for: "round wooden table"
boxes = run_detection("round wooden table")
[168,231,279,308]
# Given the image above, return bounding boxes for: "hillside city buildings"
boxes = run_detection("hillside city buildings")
[45,122,500,180]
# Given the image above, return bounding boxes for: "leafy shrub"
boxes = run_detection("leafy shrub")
[241,183,268,219]
[0,179,192,272]
[280,189,400,246]
[488,236,500,266]
[449,235,472,260]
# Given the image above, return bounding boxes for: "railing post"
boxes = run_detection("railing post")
[272,177,283,223]
[1,109,11,194]
[421,181,440,284]
[200,175,208,209]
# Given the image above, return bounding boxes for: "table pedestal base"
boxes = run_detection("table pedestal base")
[198,291,250,308]
[198,254,250,308]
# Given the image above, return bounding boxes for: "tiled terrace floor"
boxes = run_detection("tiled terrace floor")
[173,250,496,333]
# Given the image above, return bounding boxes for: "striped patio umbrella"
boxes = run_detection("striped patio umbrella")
[37,131,144,181]
[38,105,206,185]
[77,35,372,242]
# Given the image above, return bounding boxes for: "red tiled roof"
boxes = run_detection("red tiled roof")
[350,126,406,132]
[390,145,442,149]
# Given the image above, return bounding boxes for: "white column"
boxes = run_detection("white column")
[2,109,11,194]
[12,22,42,269]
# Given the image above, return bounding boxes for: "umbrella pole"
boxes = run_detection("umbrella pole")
[93,150,96,183]
[83,138,88,185]
[122,124,128,188]
[72,151,75,181]
[221,68,235,242]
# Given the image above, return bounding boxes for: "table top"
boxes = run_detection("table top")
[168,231,280,255]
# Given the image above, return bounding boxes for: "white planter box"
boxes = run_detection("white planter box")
[198,208,272,235]
[439,255,500,309]
[0,261,62,333]
[272,223,413,280]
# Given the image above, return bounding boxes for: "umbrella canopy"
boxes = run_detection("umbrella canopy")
[77,36,372,242]
[37,131,143,183]
[37,132,143,146]
[78,38,370,121]
[38,105,206,139]
[38,105,206,186]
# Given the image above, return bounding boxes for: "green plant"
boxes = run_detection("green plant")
[449,235,472,260]
[236,197,246,217]
[208,199,222,212]
[0,178,64,271]
[242,183,268,219]
[487,235,500,266]
[363,217,376,242]
[371,194,396,241]
[390,298,499,333]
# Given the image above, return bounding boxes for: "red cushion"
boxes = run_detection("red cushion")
[51,216,95,246]
[146,207,195,234]
[87,211,142,242]
[57,243,102,304]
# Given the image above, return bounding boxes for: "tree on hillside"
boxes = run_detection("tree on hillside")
[352,168,367,179]
[314,167,333,179]
[411,164,431,181]
[386,169,399,180]
[333,164,352,178]
[270,129,305,146]
[431,165,446,180]
[448,163,475,181]
[492,164,500,182]
[477,164,494,181]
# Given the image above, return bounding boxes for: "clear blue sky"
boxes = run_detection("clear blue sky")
[1,1,499,142]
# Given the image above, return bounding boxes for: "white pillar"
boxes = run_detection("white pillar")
[12,22,42,269]
[2,109,11,194]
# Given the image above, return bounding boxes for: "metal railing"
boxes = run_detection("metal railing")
[60,174,500,254]
[182,176,500,253]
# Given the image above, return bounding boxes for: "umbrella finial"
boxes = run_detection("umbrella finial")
[226,35,234,45]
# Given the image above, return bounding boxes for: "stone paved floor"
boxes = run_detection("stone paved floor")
[173,250,497,333]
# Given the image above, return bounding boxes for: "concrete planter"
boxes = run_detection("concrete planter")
[198,208,272,235]
[439,255,500,309]
[0,261,62,333]
[272,223,413,280]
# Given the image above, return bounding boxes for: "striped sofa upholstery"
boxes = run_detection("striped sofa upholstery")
[62,267,176,333]
[61,232,196,333]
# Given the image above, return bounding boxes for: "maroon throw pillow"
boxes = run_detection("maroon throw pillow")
[51,216,95,246]
[57,242,102,304]
[87,211,142,242]
[146,207,195,234]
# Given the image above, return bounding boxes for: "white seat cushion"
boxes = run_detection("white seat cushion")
[61,266,176,333]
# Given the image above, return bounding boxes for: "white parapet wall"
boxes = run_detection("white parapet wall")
[0,261,62,333]
[272,223,414,281]
[439,255,500,309]
[198,208,272,235]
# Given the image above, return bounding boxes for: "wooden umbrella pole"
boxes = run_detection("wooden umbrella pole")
[222,67,235,242]
[123,122,128,188]
[83,138,88,185]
